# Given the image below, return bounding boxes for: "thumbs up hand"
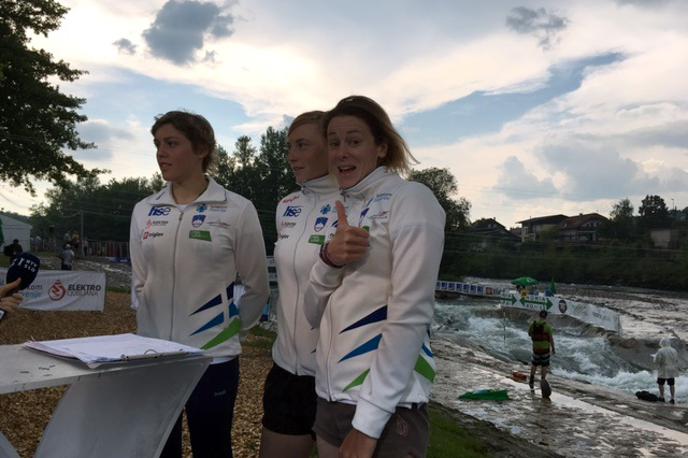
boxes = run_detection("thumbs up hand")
[324,201,370,266]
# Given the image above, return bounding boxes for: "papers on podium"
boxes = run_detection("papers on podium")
[24,333,204,368]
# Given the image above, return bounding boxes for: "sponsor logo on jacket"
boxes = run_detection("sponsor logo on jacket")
[373,193,392,203]
[192,214,206,228]
[209,204,226,212]
[320,204,331,214]
[368,210,389,220]
[143,231,164,240]
[314,217,328,232]
[196,203,207,213]
[282,195,300,203]
[208,220,231,229]
[148,206,172,217]
[283,206,302,217]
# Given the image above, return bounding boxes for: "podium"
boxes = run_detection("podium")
[0,345,211,458]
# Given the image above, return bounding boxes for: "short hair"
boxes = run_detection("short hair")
[151,111,217,173]
[288,111,325,136]
[322,95,417,175]
[539,310,548,318]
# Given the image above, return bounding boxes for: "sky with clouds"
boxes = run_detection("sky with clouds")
[2,0,687,227]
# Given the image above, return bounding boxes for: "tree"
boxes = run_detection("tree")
[408,167,471,231]
[639,194,669,230]
[0,0,99,193]
[603,197,636,240]
[31,175,162,243]
[611,198,633,220]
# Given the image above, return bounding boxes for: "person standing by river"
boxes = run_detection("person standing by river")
[655,337,679,404]
[528,310,555,397]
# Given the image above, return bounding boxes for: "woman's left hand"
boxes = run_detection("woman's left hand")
[339,428,377,458]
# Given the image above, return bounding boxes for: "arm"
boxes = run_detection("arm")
[234,201,270,330]
[351,184,445,439]
[304,253,344,328]
[129,207,146,310]
[549,333,555,355]
[303,201,360,328]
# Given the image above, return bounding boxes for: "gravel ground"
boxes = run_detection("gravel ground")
[0,291,273,458]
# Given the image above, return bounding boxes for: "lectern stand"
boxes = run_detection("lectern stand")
[0,345,211,458]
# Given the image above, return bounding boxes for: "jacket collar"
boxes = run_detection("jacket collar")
[146,176,227,206]
[301,174,339,196]
[341,166,395,199]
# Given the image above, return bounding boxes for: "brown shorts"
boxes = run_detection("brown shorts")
[313,398,429,458]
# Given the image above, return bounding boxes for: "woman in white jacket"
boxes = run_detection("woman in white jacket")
[305,96,445,458]
[260,111,340,458]
[130,111,269,458]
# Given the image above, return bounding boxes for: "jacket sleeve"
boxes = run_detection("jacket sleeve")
[129,205,146,310]
[351,183,445,439]
[304,255,344,329]
[234,200,270,330]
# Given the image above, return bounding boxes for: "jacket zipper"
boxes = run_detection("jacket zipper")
[291,190,317,374]
[170,209,184,340]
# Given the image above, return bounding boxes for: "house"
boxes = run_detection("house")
[467,218,520,249]
[517,214,568,242]
[0,213,32,254]
[559,213,608,242]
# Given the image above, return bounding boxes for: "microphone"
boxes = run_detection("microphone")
[6,252,41,291]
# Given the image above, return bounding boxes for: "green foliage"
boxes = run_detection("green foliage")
[31,174,162,241]
[409,167,471,231]
[601,197,637,240]
[212,127,296,252]
[639,194,669,229]
[443,239,688,290]
[0,0,101,193]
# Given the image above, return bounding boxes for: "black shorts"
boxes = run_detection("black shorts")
[262,362,317,436]
[657,377,675,386]
[532,353,550,367]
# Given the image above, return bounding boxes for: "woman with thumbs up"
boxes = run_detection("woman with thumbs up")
[304,95,446,458]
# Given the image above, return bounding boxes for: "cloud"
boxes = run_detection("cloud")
[615,0,670,6]
[113,38,137,55]
[538,142,661,200]
[506,6,569,49]
[77,120,135,161]
[493,156,558,200]
[143,0,235,65]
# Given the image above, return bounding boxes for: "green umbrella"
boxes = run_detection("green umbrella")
[511,276,538,287]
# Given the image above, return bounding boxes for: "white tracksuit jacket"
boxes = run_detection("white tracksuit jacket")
[130,177,270,359]
[272,174,340,376]
[304,167,445,439]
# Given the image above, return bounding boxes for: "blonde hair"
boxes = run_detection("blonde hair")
[323,95,417,175]
[288,111,325,136]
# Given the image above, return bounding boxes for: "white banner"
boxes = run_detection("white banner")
[0,269,106,311]
[500,292,621,333]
